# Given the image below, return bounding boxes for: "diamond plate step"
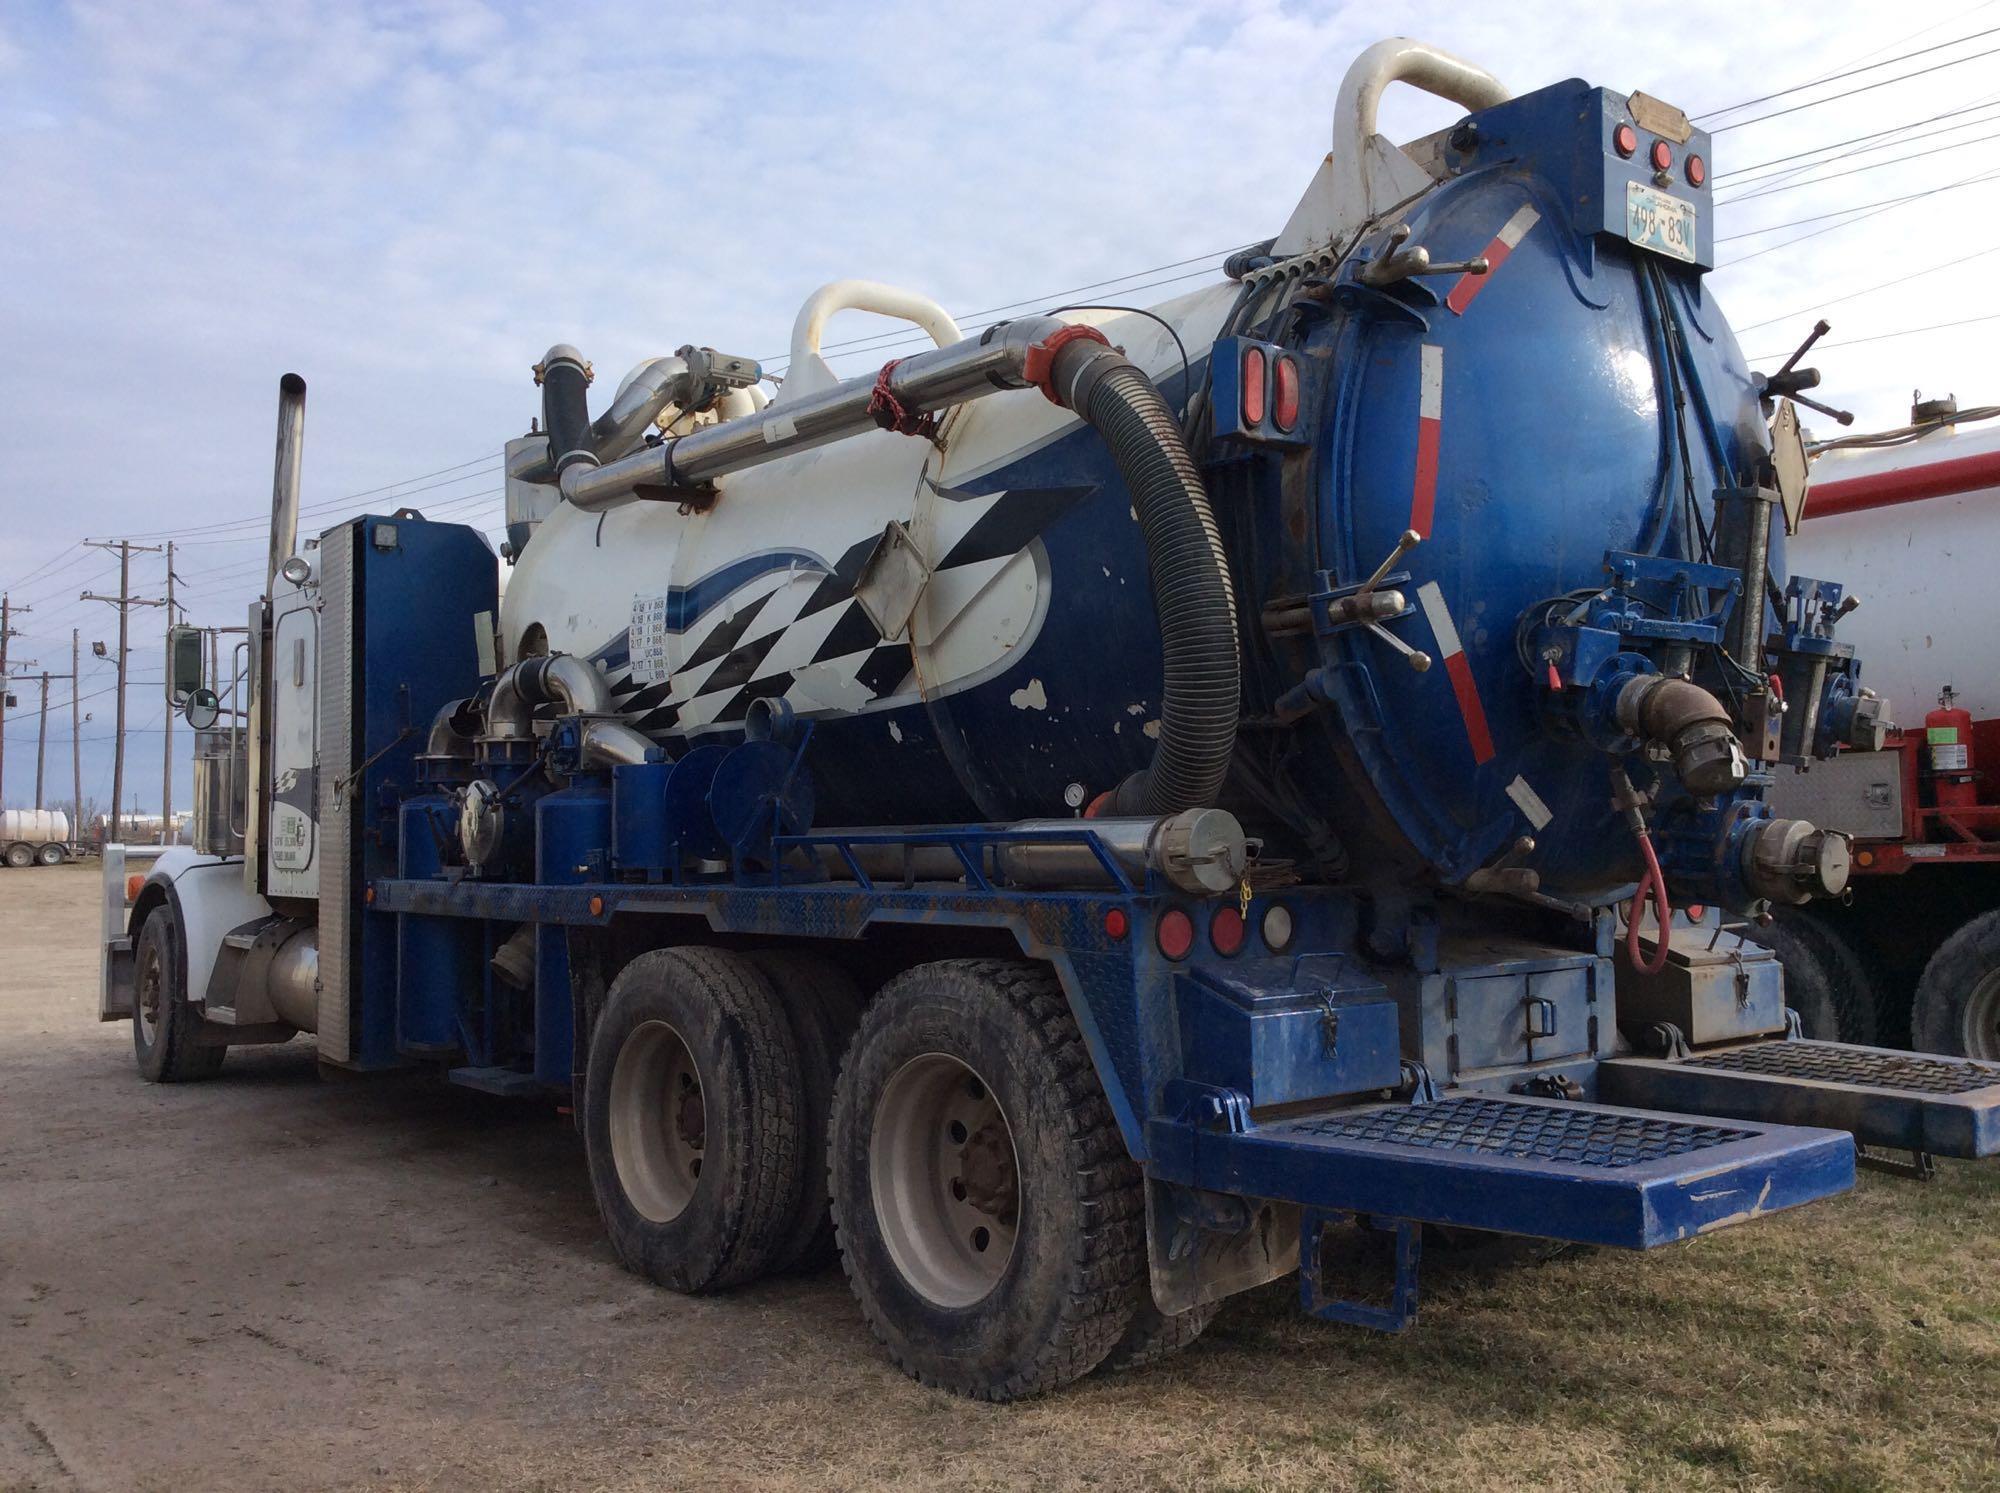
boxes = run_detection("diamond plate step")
[1600,1040,2000,1158]
[1147,1092,1853,1249]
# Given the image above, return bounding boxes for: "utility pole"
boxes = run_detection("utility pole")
[32,653,78,818]
[71,630,83,839]
[161,540,178,844]
[0,593,27,804]
[81,539,165,842]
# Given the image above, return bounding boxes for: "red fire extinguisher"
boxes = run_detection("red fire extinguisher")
[1924,685,1979,811]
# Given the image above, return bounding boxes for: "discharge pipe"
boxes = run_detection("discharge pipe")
[551,315,1239,815]
[484,653,659,768]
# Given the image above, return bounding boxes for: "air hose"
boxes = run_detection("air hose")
[1042,333,1240,817]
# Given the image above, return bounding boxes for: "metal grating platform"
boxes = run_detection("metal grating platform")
[1682,1043,2000,1096]
[1285,1097,1753,1169]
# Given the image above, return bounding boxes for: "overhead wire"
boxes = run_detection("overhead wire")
[1694,22,2000,119]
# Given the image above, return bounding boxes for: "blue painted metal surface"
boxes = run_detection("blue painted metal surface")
[1149,1092,1854,1249]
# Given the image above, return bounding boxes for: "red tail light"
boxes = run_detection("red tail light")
[1272,355,1301,432]
[1241,346,1267,427]
[1649,139,1673,172]
[1156,908,1195,960]
[1685,154,1706,188]
[1613,123,1637,158]
[1210,906,1245,956]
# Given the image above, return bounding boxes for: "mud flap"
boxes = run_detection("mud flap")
[1148,1091,1854,1250]
[1600,1040,2000,1159]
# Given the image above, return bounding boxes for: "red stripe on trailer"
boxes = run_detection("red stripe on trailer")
[1418,581,1495,765]
[1411,344,1444,537]
[1805,448,2000,519]
[1446,204,1540,315]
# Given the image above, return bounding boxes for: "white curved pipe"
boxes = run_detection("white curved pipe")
[786,280,961,393]
[1336,38,1509,147]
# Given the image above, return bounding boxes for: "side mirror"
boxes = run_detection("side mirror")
[167,623,205,705]
[184,687,220,730]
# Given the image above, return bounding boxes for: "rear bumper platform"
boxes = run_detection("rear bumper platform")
[1149,1091,1853,1250]
[1601,1040,2000,1159]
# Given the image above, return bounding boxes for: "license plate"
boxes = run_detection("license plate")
[1625,181,1697,263]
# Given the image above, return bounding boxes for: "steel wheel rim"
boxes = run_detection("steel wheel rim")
[609,1020,705,1223]
[870,1053,1020,1309]
[1964,970,2000,1061]
[136,934,164,1046]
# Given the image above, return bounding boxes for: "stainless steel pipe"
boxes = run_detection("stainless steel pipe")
[266,374,307,594]
[558,317,1070,512]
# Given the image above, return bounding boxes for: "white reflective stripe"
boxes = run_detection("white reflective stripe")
[1416,580,1462,658]
[1506,774,1554,830]
[1419,343,1444,421]
[1496,204,1541,250]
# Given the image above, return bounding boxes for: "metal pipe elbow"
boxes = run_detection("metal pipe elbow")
[1617,675,1747,797]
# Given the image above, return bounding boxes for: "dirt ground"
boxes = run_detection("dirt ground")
[2,861,1997,1493]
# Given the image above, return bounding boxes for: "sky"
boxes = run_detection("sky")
[2,0,1997,818]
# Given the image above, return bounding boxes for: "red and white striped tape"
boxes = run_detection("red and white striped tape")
[1446,204,1540,316]
[1417,579,1494,765]
[1410,343,1443,538]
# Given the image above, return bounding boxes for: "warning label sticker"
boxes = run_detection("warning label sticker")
[630,589,674,686]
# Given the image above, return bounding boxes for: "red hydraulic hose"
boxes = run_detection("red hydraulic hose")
[1625,831,1672,976]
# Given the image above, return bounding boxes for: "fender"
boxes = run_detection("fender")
[100,847,275,1023]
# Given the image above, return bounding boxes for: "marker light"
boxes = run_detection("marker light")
[1210,906,1246,956]
[1650,139,1673,172]
[1241,346,1267,427]
[1156,907,1195,960]
[1104,907,1129,940]
[1273,355,1301,433]
[1262,903,1295,952]
[1685,154,1706,188]
[1613,123,1638,158]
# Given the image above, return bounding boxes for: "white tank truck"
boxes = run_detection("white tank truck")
[102,40,2000,1400]
[2,808,74,867]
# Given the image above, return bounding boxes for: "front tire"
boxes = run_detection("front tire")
[830,959,1146,1401]
[583,947,804,1293]
[131,905,225,1082]
[1914,911,2000,1059]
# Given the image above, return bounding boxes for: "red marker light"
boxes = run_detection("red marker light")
[1241,346,1268,427]
[1104,907,1129,941]
[1272,354,1301,432]
[1685,154,1706,188]
[1210,906,1246,956]
[1613,123,1638,158]
[1650,139,1673,172]
[1156,908,1195,960]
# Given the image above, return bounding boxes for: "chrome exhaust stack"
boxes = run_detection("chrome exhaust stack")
[266,373,307,596]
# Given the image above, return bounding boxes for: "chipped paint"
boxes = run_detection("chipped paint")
[1010,678,1049,711]
[887,719,903,743]
[1142,718,1161,739]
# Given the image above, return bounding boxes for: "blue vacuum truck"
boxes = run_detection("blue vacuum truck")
[102,39,2000,1399]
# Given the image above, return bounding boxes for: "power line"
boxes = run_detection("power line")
[1715,99,2000,182]
[1696,25,2000,120]
[1716,163,2000,265]
[1716,170,2000,241]
[118,451,499,542]
[1717,128,2000,205]
[1733,244,2000,333]
[1746,310,2000,360]
[1709,44,2000,134]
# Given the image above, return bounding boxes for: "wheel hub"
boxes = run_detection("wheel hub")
[608,1020,705,1224]
[871,1054,1021,1309]
[1966,971,2000,1061]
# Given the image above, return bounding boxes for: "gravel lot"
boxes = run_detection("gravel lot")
[4,859,1997,1492]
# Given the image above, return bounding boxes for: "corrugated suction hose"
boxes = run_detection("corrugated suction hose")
[1045,335,1240,816]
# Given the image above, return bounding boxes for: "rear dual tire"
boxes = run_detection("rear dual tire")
[1914,910,2000,1060]
[829,959,1149,1401]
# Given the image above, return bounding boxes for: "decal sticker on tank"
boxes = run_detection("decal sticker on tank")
[1505,774,1554,830]
[589,481,1095,739]
[1445,203,1540,315]
[1417,580,1496,766]
[1411,344,1444,538]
